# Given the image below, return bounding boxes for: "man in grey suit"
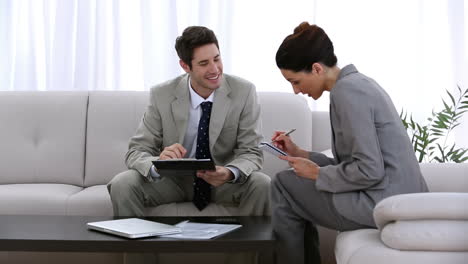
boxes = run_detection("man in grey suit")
[107,26,270,217]
[271,22,428,264]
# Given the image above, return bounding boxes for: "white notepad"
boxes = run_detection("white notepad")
[259,142,287,156]
[87,218,181,239]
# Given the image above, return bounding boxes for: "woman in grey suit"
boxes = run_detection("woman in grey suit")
[271,22,428,264]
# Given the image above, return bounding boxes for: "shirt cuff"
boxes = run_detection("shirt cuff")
[226,166,240,183]
[149,165,163,181]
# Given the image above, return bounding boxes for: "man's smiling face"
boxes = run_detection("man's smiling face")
[181,43,223,98]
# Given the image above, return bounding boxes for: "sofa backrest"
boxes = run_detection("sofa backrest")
[84,91,316,185]
[420,163,468,192]
[257,92,313,177]
[312,111,332,152]
[84,91,148,187]
[0,91,87,186]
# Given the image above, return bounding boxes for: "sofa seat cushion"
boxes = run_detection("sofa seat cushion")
[0,184,82,215]
[68,185,240,217]
[335,229,468,264]
[145,202,239,216]
[67,185,113,216]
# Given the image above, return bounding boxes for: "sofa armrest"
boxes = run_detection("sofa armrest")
[373,193,468,251]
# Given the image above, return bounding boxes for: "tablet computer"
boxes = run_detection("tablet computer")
[152,158,215,171]
[259,142,287,156]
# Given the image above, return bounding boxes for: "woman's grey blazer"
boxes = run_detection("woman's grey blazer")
[310,64,428,227]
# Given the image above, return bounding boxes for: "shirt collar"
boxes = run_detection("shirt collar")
[188,77,214,109]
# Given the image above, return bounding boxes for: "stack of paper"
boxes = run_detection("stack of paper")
[160,221,242,240]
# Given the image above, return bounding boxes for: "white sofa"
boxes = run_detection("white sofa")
[0,91,338,264]
[1,91,465,264]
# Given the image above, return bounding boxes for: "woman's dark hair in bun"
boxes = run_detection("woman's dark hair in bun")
[276,22,337,72]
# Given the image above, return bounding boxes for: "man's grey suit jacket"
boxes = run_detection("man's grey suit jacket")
[310,64,428,227]
[125,73,264,184]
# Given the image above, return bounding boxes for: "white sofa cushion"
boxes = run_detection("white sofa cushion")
[381,220,468,251]
[335,229,468,264]
[257,92,312,177]
[0,184,82,215]
[420,163,468,192]
[0,92,87,186]
[85,91,148,186]
[373,192,468,251]
[374,193,468,228]
[67,185,113,216]
[312,111,332,152]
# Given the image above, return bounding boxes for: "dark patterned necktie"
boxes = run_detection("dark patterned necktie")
[193,101,213,211]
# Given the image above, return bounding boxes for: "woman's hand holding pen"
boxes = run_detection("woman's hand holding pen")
[271,130,308,158]
[272,129,319,179]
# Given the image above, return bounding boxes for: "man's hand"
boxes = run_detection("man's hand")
[159,143,187,160]
[279,155,319,180]
[196,166,234,187]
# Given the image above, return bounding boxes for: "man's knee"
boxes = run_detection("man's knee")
[249,171,271,190]
[107,169,143,198]
[247,171,271,200]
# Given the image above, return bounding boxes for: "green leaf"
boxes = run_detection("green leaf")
[454,110,468,117]
[447,144,456,155]
[456,148,468,156]
[436,144,446,162]
[442,100,451,112]
[452,149,468,162]
[410,116,416,129]
[451,148,468,162]
[416,123,423,131]
[451,123,461,130]
[437,112,451,121]
[446,89,456,106]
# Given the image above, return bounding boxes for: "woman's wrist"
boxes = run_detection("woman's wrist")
[293,148,309,159]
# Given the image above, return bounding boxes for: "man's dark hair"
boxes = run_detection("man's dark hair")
[276,22,337,72]
[175,26,219,69]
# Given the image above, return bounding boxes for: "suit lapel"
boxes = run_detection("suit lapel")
[171,75,190,144]
[209,77,231,151]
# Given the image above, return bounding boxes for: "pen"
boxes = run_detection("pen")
[272,128,296,142]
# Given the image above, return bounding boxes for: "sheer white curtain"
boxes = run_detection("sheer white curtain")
[0,0,466,145]
[0,0,180,91]
[227,0,467,148]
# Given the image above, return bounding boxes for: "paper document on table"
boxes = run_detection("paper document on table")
[159,221,242,240]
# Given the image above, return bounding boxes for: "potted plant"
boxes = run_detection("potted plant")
[400,86,468,163]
